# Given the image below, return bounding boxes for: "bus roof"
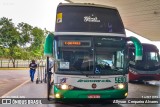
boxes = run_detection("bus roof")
[58,3,117,10]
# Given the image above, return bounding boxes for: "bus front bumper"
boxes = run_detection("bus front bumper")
[129,72,160,81]
[54,87,128,100]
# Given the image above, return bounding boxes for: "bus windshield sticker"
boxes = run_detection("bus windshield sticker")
[60,78,68,83]
[60,62,69,69]
[57,13,62,23]
[108,22,113,32]
[84,15,100,23]
[95,67,100,74]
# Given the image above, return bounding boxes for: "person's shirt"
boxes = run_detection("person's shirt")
[49,60,54,69]
[29,63,37,70]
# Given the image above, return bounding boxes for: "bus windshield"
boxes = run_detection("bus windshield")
[129,44,160,71]
[95,37,126,75]
[55,5,125,34]
[56,36,127,75]
[144,52,159,61]
[129,44,160,62]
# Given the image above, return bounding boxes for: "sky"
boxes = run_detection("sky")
[0,0,67,31]
[0,0,159,50]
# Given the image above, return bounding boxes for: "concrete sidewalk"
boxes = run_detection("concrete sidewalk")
[0,70,29,97]
[2,81,47,98]
[0,81,55,107]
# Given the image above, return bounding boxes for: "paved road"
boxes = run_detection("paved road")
[0,70,30,96]
[0,80,160,107]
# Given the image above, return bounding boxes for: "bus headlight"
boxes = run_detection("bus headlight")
[118,84,125,89]
[55,84,74,90]
[61,84,69,90]
[113,83,125,89]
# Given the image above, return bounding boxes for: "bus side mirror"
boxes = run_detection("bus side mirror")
[127,36,143,61]
[44,33,54,57]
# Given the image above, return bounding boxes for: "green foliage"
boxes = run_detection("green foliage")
[0,17,47,67]
[17,22,33,47]
[29,27,45,59]
[0,17,20,47]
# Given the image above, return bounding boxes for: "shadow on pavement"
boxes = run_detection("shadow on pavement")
[129,80,160,86]
[54,100,123,107]
[55,103,123,107]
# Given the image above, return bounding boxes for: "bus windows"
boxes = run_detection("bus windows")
[56,36,127,75]
[56,5,125,34]
[96,54,112,70]
[73,58,84,70]
[145,52,159,62]
[58,51,93,72]
[94,37,126,74]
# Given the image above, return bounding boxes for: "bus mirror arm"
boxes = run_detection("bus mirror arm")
[127,36,143,61]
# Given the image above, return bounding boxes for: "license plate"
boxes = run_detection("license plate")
[88,95,100,98]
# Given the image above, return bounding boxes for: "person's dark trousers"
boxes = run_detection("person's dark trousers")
[30,69,36,82]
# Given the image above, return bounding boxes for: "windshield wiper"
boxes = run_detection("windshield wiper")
[112,67,126,75]
[75,69,91,77]
[113,68,123,71]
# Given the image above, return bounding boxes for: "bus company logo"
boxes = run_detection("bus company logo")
[84,16,100,23]
[57,19,62,23]
[60,78,67,83]
[77,79,111,82]
[92,83,97,89]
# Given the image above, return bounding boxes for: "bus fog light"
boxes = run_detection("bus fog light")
[125,92,128,97]
[55,93,61,98]
[118,84,124,89]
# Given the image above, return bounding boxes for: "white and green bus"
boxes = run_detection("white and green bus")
[44,3,143,100]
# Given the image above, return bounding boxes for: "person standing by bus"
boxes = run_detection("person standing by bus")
[44,59,54,83]
[29,60,37,82]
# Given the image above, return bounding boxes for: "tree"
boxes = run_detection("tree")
[0,17,46,67]
[16,22,33,62]
[0,17,20,47]
[29,27,45,59]
[0,17,21,67]
[17,22,33,48]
